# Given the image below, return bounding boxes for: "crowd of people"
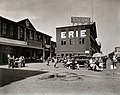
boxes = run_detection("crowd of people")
[88,57,106,71]
[7,52,119,71]
[46,55,108,71]
[8,54,25,68]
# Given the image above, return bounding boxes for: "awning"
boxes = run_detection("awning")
[0,37,43,50]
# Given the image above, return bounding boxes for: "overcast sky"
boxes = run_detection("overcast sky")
[0,0,120,54]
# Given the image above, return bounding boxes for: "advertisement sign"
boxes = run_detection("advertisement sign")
[61,30,86,38]
[71,17,90,24]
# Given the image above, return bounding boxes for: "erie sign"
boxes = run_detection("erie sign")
[61,30,86,38]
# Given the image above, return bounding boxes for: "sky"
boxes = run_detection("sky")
[0,0,120,54]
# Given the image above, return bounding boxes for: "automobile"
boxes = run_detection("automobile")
[73,55,90,68]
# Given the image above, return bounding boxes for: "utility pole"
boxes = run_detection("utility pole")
[91,0,94,23]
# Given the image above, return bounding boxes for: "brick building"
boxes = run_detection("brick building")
[0,16,52,65]
[51,41,56,57]
[56,22,101,57]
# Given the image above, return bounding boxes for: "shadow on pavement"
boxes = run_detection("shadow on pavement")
[0,68,47,87]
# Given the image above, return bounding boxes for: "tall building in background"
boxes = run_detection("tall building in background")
[56,21,101,57]
[0,16,52,65]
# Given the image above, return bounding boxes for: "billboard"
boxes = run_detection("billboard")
[71,17,90,24]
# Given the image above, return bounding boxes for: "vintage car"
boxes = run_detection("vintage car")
[73,55,90,68]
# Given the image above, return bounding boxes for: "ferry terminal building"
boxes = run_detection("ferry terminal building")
[0,16,53,65]
[56,22,101,57]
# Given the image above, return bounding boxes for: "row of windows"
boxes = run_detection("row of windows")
[1,22,45,42]
[61,38,84,45]
[18,26,44,41]
[0,20,51,46]
[2,23,14,37]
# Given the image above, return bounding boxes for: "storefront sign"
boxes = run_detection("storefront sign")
[61,30,86,38]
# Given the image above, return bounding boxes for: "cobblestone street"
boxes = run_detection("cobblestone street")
[0,59,120,95]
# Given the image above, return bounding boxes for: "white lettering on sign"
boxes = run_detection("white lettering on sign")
[81,30,86,37]
[61,30,86,38]
[76,30,78,37]
[61,32,66,38]
[69,31,74,38]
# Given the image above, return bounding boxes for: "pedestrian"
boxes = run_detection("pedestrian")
[63,57,67,67]
[88,57,94,70]
[112,55,117,69]
[75,59,79,70]
[54,57,58,68]
[47,57,51,66]
[8,54,15,68]
[8,54,11,68]
[94,57,100,71]
[98,57,104,71]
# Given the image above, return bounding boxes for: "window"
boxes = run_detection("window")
[20,28,23,39]
[61,40,66,45]
[79,38,84,44]
[30,31,34,40]
[10,25,14,36]
[2,23,7,35]
[34,32,38,41]
[70,39,75,45]
[46,37,50,45]
[18,26,24,40]
[18,26,20,39]
[38,35,42,41]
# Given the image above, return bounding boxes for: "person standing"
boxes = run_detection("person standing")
[112,55,117,69]
[98,57,104,71]
[8,54,15,68]
[54,57,58,68]
[47,57,51,66]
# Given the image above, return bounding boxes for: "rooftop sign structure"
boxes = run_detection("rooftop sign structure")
[71,17,91,25]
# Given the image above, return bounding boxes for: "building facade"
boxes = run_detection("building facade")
[51,41,56,57]
[0,16,51,65]
[56,22,101,57]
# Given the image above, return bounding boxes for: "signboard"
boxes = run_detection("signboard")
[61,30,86,38]
[71,17,90,25]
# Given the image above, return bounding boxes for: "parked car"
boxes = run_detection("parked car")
[73,55,90,68]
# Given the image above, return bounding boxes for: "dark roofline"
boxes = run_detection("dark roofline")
[17,18,37,31]
[17,18,29,22]
[0,16,52,38]
[37,31,52,38]
[0,16,16,23]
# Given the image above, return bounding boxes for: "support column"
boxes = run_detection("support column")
[0,20,1,36]
[43,48,45,61]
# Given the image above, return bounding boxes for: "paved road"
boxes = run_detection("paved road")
[0,59,120,95]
